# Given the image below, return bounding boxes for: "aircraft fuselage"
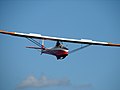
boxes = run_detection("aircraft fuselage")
[42,47,68,60]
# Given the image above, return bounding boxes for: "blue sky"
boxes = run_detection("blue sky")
[0,0,120,90]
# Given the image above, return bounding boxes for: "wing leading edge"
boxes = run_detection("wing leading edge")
[0,30,120,47]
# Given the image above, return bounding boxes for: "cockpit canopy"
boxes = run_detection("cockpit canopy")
[55,41,68,50]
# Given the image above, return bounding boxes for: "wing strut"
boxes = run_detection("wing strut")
[69,44,91,54]
[26,38,42,47]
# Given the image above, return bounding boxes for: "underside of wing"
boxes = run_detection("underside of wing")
[0,30,120,47]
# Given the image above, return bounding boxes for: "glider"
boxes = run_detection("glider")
[0,30,120,60]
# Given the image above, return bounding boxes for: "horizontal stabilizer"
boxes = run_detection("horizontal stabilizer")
[26,46,43,49]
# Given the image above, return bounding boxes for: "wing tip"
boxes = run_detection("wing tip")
[0,30,15,35]
[107,43,120,47]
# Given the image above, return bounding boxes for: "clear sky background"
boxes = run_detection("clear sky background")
[0,0,120,90]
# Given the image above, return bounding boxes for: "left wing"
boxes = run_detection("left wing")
[0,30,120,47]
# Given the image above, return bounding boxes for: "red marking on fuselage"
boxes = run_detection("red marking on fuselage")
[42,48,68,57]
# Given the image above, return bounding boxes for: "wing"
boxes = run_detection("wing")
[0,30,120,47]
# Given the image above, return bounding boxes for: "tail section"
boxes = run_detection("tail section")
[26,46,45,55]
[26,39,45,55]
